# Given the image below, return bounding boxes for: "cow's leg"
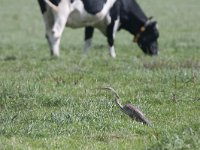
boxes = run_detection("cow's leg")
[48,14,68,57]
[46,0,70,56]
[42,9,63,57]
[39,0,70,56]
[83,27,94,55]
[42,9,59,56]
[106,17,120,58]
[46,29,62,57]
[106,23,116,58]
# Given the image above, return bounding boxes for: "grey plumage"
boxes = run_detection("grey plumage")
[101,87,152,126]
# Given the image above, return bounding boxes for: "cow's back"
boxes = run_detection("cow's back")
[81,0,107,15]
[66,0,116,28]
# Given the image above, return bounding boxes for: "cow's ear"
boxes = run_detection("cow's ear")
[149,21,157,28]
[145,21,158,31]
[155,22,159,29]
[145,20,158,31]
[152,21,158,29]
[145,17,154,27]
[148,16,153,20]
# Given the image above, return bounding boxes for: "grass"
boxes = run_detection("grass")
[0,0,200,149]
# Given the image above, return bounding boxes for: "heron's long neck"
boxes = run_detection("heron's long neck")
[115,98,124,110]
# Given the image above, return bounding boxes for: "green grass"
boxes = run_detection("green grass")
[0,0,200,149]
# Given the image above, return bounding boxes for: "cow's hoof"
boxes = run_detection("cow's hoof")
[51,51,60,58]
[110,51,116,58]
[109,47,116,58]
[110,53,116,58]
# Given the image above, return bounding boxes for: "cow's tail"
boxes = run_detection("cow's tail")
[44,0,58,12]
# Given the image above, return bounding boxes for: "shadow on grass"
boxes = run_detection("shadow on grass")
[3,56,17,61]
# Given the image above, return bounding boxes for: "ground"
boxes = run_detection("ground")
[0,0,200,149]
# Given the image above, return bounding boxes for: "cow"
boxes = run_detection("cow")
[37,0,159,58]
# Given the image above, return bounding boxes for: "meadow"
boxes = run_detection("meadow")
[0,0,200,149]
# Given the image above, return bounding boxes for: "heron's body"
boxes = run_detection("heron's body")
[101,87,152,126]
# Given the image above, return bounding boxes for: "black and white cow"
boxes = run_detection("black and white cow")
[38,0,159,58]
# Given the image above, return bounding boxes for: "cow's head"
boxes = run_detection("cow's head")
[134,21,159,56]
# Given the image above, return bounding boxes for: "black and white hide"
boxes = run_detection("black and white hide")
[38,0,159,58]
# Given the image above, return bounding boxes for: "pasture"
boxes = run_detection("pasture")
[0,0,200,149]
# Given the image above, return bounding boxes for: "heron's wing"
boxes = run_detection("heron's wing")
[124,104,152,126]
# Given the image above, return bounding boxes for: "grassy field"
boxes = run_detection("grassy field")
[0,0,200,149]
